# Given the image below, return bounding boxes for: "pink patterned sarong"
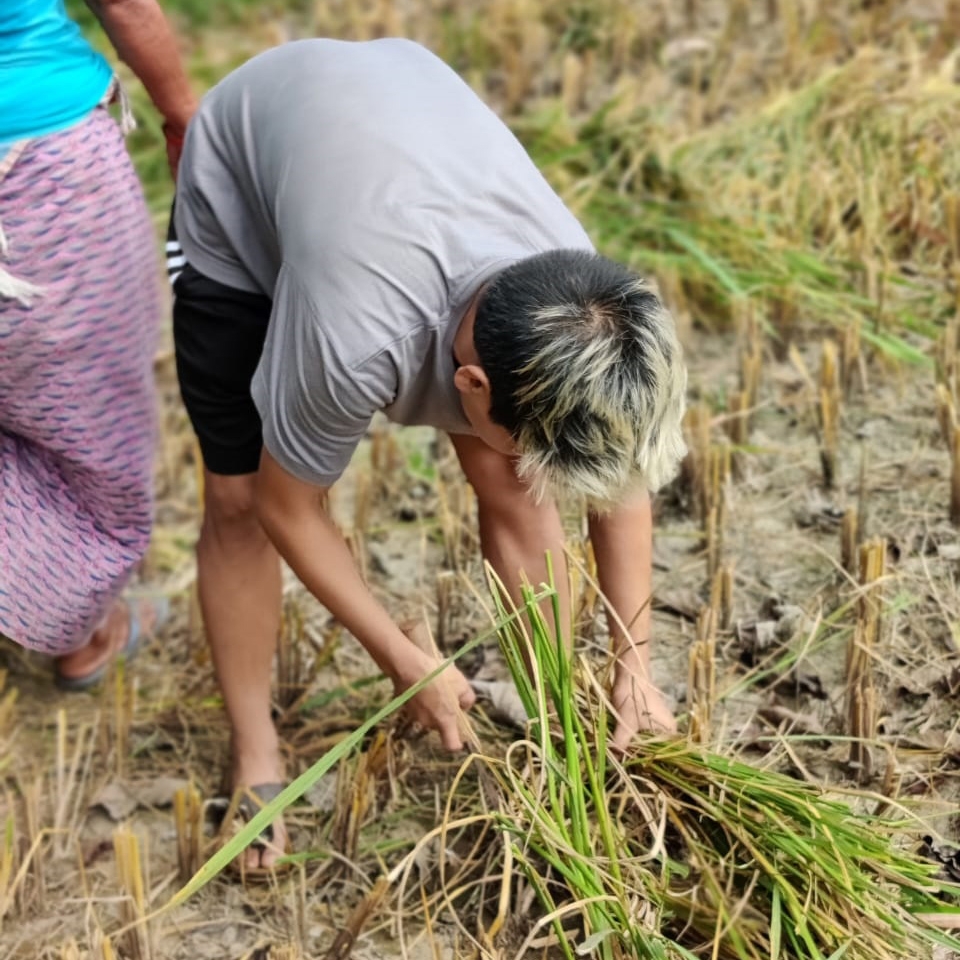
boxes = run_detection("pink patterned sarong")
[0,107,160,654]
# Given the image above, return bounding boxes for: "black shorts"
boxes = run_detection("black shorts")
[167,214,272,476]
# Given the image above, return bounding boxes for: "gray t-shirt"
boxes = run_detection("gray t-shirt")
[175,38,593,487]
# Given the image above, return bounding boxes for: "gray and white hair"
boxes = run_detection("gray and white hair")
[473,249,687,505]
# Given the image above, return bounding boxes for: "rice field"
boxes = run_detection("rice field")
[4,1,960,957]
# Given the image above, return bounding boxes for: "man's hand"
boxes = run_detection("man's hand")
[609,672,677,753]
[587,492,678,752]
[397,619,476,751]
[394,648,476,752]
[256,452,477,753]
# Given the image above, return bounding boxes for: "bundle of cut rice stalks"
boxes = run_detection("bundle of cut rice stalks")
[164,570,960,960]
[470,567,960,960]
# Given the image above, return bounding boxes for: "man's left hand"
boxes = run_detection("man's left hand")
[609,674,677,753]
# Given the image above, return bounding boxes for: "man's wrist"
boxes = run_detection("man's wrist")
[379,634,433,688]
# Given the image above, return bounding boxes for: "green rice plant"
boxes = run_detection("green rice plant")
[483,561,683,960]
[629,743,960,959]
[479,560,960,960]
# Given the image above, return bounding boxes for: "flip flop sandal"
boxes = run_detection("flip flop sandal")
[55,595,170,692]
[207,782,293,882]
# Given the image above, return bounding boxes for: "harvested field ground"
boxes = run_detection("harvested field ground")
[4,1,960,958]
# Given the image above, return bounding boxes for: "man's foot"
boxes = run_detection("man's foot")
[225,783,291,879]
[55,595,168,690]
[229,745,290,873]
[610,675,677,752]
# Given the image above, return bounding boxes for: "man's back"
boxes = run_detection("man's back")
[174,38,591,486]
[175,38,587,304]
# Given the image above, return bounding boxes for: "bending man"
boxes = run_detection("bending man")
[170,38,687,871]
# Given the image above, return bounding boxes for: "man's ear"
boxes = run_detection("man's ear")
[453,363,490,395]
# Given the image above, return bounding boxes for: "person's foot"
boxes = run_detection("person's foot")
[229,740,289,872]
[55,595,165,687]
[610,675,677,752]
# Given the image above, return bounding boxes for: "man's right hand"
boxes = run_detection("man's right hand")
[394,649,476,751]
[256,451,477,751]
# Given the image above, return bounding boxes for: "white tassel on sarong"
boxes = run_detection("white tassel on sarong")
[0,219,44,307]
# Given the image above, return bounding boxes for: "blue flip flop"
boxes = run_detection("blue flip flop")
[55,595,170,692]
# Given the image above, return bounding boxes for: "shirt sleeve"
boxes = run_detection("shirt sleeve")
[250,263,396,486]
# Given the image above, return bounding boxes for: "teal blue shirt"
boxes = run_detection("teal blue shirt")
[0,0,113,146]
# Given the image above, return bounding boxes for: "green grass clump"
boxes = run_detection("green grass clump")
[482,563,960,960]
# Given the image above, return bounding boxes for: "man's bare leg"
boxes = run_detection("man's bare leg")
[449,434,571,643]
[198,470,287,869]
[589,495,676,746]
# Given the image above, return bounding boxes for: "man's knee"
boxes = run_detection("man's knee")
[464,455,528,512]
[468,458,558,530]
[201,472,261,537]
[454,437,522,498]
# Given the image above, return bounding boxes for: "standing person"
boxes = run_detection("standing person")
[170,38,687,872]
[0,0,196,687]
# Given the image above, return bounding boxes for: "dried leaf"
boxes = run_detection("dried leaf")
[90,782,137,821]
[90,777,190,820]
[937,543,960,561]
[82,838,113,868]
[304,770,338,815]
[774,668,828,700]
[735,619,779,663]
[653,586,703,622]
[737,597,810,667]
[920,837,960,883]
[577,928,616,955]
[470,679,528,729]
[129,776,190,809]
[757,704,825,737]
[793,494,845,530]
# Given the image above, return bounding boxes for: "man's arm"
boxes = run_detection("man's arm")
[255,449,475,750]
[452,436,674,748]
[588,492,677,748]
[83,0,197,173]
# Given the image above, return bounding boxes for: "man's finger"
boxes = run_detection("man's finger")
[438,721,464,752]
[459,686,477,710]
[610,722,633,755]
